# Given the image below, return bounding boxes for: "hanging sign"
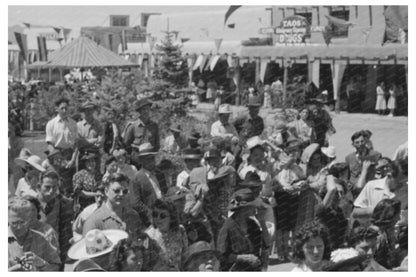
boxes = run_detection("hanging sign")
[274,15,310,44]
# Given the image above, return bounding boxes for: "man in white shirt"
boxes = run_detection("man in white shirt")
[45,97,79,196]
[210,104,239,140]
[352,158,404,227]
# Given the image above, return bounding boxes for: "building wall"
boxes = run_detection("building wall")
[80,26,146,53]
[271,5,389,46]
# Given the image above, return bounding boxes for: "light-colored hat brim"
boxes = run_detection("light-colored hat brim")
[321,148,336,158]
[182,154,202,160]
[14,157,45,172]
[136,151,158,157]
[67,230,128,260]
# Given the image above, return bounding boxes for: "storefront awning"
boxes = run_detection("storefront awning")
[239,44,407,63]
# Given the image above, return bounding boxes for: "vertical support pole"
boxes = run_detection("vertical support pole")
[282,59,290,106]
[235,62,241,105]
[255,58,261,84]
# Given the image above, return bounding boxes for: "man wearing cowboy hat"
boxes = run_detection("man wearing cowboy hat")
[210,104,239,140]
[162,123,189,155]
[77,101,103,149]
[129,143,162,226]
[122,98,160,154]
[176,148,203,190]
[233,97,265,143]
[14,154,45,198]
[217,188,270,271]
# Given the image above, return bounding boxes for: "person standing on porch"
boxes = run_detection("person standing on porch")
[375,82,387,116]
[387,84,397,117]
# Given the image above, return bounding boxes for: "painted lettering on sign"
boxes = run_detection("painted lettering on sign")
[275,15,310,44]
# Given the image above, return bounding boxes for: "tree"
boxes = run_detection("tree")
[153,30,189,90]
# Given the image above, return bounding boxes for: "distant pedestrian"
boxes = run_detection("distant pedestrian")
[375,82,386,115]
[387,84,397,117]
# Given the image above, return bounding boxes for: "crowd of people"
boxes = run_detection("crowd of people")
[8,91,408,271]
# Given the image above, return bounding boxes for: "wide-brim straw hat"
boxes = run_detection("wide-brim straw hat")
[68,229,128,260]
[246,136,266,151]
[73,259,105,272]
[218,104,232,114]
[15,155,45,172]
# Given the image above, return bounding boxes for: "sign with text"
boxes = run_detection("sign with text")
[39,32,58,41]
[275,15,310,44]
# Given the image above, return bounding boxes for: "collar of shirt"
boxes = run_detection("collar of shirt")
[56,114,67,122]
[373,177,395,197]
[102,202,127,223]
[135,118,145,127]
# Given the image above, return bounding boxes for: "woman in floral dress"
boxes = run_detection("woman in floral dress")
[72,152,102,212]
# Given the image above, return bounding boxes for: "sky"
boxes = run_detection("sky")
[8,6,268,29]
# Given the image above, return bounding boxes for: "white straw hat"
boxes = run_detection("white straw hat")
[68,229,128,260]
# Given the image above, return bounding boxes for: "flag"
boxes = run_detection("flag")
[121,30,128,52]
[210,55,220,71]
[224,6,242,25]
[227,23,235,29]
[214,38,223,53]
[322,24,335,46]
[325,15,355,28]
[181,38,190,43]
[37,36,48,61]
[14,32,28,61]
[108,34,113,51]
[260,59,268,83]
[23,22,31,28]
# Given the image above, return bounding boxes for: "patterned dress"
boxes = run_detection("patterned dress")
[72,169,100,210]
[145,225,188,271]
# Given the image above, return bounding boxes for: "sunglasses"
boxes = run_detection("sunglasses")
[112,188,129,195]
[152,211,169,220]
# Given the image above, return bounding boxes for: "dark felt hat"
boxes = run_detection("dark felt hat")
[80,100,98,111]
[134,98,152,111]
[228,188,264,211]
[240,171,263,188]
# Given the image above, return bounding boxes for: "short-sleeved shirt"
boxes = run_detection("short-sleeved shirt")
[123,119,160,152]
[45,115,78,149]
[353,177,395,225]
[82,203,144,237]
[354,177,394,209]
[77,119,103,140]
[210,120,238,138]
[8,227,61,271]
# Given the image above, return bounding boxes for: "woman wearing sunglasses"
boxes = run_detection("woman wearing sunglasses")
[145,199,188,271]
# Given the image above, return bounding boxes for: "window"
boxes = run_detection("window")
[329,7,350,38]
[110,15,129,27]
